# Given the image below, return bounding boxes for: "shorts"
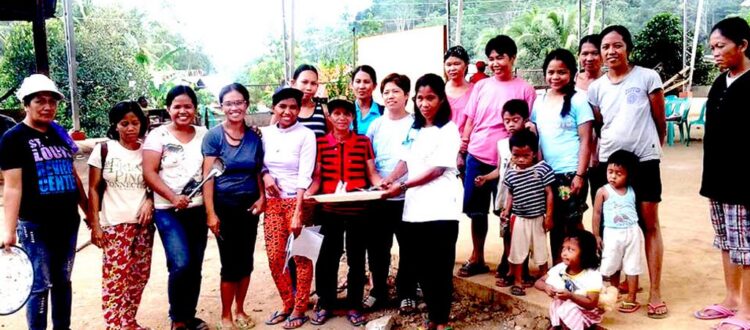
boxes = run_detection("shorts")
[710,200,750,265]
[508,215,548,266]
[463,154,498,217]
[599,226,644,276]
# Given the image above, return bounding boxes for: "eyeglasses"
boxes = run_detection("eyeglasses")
[221,100,247,108]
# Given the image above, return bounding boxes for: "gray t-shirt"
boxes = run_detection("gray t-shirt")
[202,125,264,205]
[588,66,663,162]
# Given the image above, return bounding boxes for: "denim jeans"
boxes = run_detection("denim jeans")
[16,219,80,330]
[153,207,208,323]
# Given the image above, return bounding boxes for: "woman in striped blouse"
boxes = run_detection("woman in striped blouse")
[271,64,330,138]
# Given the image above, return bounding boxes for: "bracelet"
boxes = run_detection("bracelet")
[575,173,585,178]
[399,182,408,192]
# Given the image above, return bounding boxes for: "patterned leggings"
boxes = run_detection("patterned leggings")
[101,223,155,330]
[264,198,313,313]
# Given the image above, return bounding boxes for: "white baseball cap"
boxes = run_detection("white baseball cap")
[15,74,65,102]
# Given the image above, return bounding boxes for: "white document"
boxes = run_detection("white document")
[290,226,324,266]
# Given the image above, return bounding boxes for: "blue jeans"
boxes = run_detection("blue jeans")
[16,219,80,330]
[154,207,207,323]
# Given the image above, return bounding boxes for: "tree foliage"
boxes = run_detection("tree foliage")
[0,1,213,137]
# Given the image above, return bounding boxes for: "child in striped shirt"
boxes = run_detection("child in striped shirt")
[501,128,555,296]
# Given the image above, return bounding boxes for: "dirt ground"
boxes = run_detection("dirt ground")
[0,125,725,329]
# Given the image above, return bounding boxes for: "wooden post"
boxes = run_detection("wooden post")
[33,0,50,76]
[456,0,463,46]
[290,0,295,76]
[588,0,597,34]
[445,0,451,46]
[63,0,80,131]
[687,0,705,92]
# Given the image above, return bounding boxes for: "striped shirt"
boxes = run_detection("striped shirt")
[503,160,555,218]
[298,103,327,137]
[316,133,375,214]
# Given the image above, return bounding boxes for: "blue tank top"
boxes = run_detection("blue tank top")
[297,103,327,137]
[603,184,639,228]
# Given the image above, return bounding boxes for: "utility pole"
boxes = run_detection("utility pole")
[63,0,80,131]
[688,0,705,92]
[456,0,464,46]
[290,0,295,76]
[601,0,605,29]
[352,27,357,67]
[446,0,451,46]
[281,0,290,83]
[33,0,49,75]
[578,0,582,40]
[683,0,687,68]
[588,0,597,34]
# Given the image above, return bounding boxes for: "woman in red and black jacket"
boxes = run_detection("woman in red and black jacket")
[306,99,382,326]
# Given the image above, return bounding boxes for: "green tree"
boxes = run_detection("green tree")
[0,3,152,137]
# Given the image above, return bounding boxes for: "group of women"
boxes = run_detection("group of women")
[3,15,750,330]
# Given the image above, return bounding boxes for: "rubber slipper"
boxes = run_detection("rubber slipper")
[510,285,526,296]
[347,310,367,326]
[618,301,641,313]
[695,304,736,320]
[310,308,331,326]
[457,262,489,277]
[647,302,669,319]
[282,315,309,330]
[265,311,291,325]
[712,317,750,330]
[495,276,513,288]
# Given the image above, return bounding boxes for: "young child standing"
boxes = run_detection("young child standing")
[536,230,604,330]
[500,129,555,296]
[474,99,534,287]
[591,149,644,313]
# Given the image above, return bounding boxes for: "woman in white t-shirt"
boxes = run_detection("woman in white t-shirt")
[383,74,462,330]
[87,101,153,330]
[142,86,209,330]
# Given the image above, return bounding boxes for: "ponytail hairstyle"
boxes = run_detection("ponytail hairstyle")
[542,48,578,118]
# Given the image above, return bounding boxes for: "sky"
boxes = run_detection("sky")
[93,0,372,77]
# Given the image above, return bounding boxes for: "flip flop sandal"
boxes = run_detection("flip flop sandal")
[712,317,750,330]
[234,316,255,329]
[510,285,526,296]
[618,301,641,313]
[265,311,291,325]
[347,311,367,326]
[495,276,513,288]
[457,262,489,277]
[310,308,332,326]
[363,295,378,309]
[647,302,669,319]
[282,315,309,330]
[695,304,736,320]
[188,318,209,330]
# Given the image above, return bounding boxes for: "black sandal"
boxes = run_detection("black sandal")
[510,285,526,296]
[457,262,489,277]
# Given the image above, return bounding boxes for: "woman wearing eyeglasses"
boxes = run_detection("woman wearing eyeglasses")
[202,83,265,329]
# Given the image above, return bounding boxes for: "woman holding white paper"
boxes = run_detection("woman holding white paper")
[306,99,381,326]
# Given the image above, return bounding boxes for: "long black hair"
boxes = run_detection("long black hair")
[543,48,578,118]
[166,85,198,108]
[107,101,148,140]
[412,73,451,129]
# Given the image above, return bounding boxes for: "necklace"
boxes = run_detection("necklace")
[223,124,244,141]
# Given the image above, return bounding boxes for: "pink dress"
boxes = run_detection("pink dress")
[448,83,474,136]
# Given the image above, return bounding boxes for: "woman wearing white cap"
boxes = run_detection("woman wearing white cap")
[0,74,89,330]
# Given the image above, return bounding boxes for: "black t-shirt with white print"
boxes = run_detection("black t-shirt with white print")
[0,123,80,223]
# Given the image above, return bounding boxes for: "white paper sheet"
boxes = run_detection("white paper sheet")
[283,226,324,272]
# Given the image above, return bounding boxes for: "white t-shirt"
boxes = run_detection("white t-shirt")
[143,125,207,209]
[402,122,462,223]
[366,113,415,201]
[588,66,663,162]
[88,141,147,227]
[545,262,603,296]
[260,122,316,197]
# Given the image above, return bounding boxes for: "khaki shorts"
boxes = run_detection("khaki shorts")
[508,215,549,266]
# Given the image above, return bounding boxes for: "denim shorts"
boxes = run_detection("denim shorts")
[463,154,498,217]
